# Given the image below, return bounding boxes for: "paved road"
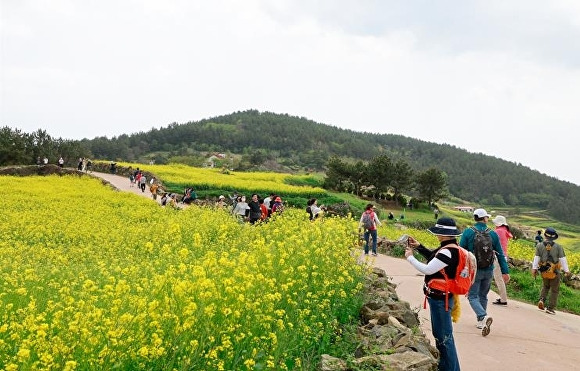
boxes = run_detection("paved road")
[367,253,580,370]
[93,171,580,370]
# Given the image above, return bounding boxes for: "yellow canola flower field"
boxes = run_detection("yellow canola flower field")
[0,176,366,370]
[115,162,326,197]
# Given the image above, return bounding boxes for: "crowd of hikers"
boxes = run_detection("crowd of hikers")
[129,170,297,224]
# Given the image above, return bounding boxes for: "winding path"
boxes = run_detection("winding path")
[92,171,580,370]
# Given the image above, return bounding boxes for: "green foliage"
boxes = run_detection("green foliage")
[497,270,580,315]
[416,167,448,204]
[284,174,325,188]
[5,109,580,225]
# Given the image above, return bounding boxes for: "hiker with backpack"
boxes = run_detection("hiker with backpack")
[531,227,571,315]
[358,204,382,256]
[404,217,468,371]
[459,208,510,336]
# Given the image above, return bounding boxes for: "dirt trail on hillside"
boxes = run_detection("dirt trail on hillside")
[93,171,580,370]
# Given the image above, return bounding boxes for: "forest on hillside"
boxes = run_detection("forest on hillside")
[2,110,580,224]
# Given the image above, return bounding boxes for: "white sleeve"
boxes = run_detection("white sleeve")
[532,256,540,269]
[559,257,570,273]
[406,249,451,275]
[374,213,382,226]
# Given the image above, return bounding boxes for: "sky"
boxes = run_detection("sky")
[2,0,580,185]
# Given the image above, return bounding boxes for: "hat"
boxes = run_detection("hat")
[428,218,462,237]
[492,215,508,227]
[219,195,225,200]
[473,208,491,218]
[275,197,282,202]
[544,227,558,240]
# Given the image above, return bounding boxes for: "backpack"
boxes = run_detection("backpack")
[538,242,562,279]
[361,212,374,230]
[471,227,495,268]
[427,244,477,311]
[306,206,313,220]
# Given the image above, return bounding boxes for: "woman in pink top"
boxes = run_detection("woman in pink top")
[492,215,513,305]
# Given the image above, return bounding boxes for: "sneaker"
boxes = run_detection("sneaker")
[538,300,545,310]
[476,320,484,329]
[371,252,378,256]
[492,299,507,306]
[481,316,493,337]
[545,308,556,315]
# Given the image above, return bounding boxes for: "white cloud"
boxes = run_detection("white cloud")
[1,0,579,184]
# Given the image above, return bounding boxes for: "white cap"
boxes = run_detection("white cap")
[473,208,491,218]
[219,195,225,199]
[492,215,507,226]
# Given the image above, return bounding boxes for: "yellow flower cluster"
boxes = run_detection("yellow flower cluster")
[0,175,366,370]
[114,162,326,197]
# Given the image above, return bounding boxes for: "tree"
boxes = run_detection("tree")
[0,127,29,165]
[390,159,414,201]
[367,155,394,198]
[416,167,448,205]
[324,156,350,190]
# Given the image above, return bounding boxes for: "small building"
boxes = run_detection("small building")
[454,206,474,213]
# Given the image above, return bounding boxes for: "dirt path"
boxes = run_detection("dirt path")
[93,171,177,206]
[92,171,580,370]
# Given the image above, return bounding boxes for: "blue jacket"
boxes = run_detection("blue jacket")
[459,222,509,274]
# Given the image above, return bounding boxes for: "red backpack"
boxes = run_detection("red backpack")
[426,244,477,311]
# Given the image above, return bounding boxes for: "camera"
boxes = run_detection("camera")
[538,263,551,272]
[397,234,409,245]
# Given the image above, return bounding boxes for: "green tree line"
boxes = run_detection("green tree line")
[324,155,448,207]
[3,109,580,224]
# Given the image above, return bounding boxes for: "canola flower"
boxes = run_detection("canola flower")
[112,162,327,197]
[0,175,366,370]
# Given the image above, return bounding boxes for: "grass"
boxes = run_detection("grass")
[493,270,580,315]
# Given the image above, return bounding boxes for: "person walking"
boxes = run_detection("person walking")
[248,194,262,224]
[358,204,382,256]
[531,227,571,315]
[307,198,325,220]
[149,181,159,201]
[404,217,462,371]
[535,230,544,244]
[491,215,513,306]
[459,208,510,336]
[216,195,228,209]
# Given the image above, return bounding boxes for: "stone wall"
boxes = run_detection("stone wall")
[320,267,439,371]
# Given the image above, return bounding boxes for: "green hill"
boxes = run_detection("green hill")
[3,110,580,225]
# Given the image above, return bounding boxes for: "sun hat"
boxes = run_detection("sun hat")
[544,227,558,240]
[473,208,491,218]
[428,217,462,237]
[492,215,508,227]
[219,195,225,200]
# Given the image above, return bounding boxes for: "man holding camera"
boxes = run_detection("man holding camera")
[531,227,571,315]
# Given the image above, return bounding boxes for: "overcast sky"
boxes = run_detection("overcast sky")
[2,1,579,185]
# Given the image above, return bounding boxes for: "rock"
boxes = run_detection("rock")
[319,354,347,371]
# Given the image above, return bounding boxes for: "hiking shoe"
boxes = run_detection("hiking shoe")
[538,300,545,310]
[492,299,507,306]
[481,316,493,337]
[545,308,556,315]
